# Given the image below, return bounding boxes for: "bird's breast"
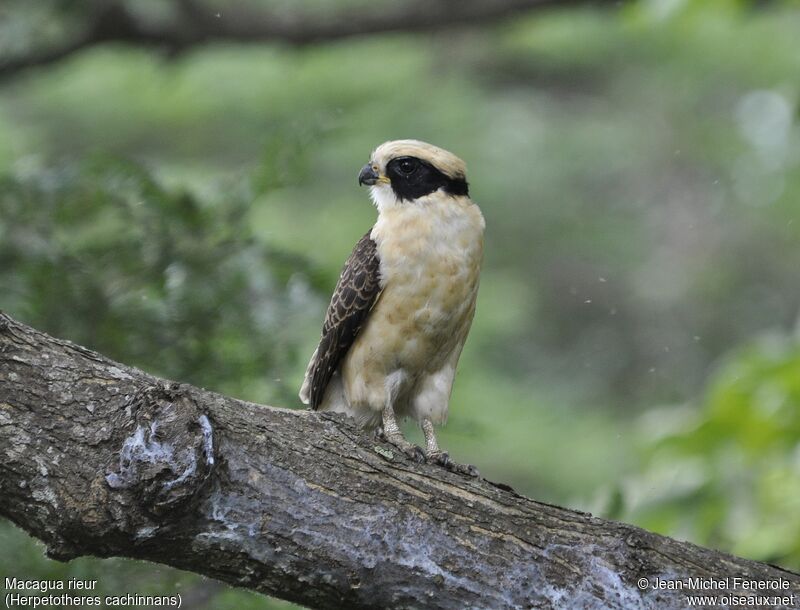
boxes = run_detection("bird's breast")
[366,195,484,369]
[341,195,484,410]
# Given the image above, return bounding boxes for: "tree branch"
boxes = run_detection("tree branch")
[0,0,617,82]
[0,311,798,609]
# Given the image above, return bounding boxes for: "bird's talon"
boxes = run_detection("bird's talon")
[407,445,426,463]
[426,451,451,467]
[383,435,425,463]
[425,450,479,476]
[446,459,480,477]
[461,463,480,477]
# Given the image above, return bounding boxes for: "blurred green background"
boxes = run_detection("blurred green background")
[1,0,800,607]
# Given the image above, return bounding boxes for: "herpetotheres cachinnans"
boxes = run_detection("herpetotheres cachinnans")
[300,140,484,471]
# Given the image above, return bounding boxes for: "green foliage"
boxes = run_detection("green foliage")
[4,3,800,409]
[622,335,800,569]
[0,158,316,405]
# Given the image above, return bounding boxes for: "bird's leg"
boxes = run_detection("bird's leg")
[421,418,445,461]
[421,418,480,477]
[380,402,424,462]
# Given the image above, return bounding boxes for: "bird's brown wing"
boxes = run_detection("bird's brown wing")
[300,231,382,409]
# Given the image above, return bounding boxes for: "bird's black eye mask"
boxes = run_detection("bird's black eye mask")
[385,156,469,201]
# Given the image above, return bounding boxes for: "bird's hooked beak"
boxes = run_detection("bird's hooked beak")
[358,164,379,186]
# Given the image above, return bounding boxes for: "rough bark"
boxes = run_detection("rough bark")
[0,0,620,82]
[0,311,798,610]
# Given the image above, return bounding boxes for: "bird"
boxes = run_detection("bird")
[300,139,484,472]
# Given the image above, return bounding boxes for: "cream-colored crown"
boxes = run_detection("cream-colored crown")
[370,140,467,180]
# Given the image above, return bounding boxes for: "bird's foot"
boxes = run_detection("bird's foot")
[426,450,480,477]
[376,427,425,463]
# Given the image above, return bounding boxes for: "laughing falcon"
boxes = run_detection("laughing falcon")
[300,140,484,469]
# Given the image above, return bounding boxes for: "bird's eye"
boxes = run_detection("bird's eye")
[397,158,418,174]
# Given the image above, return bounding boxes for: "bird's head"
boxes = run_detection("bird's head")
[358,140,469,210]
